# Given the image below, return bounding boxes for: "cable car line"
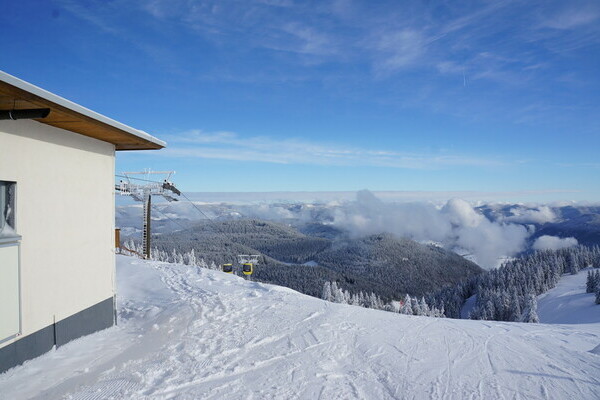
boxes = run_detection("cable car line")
[177,191,259,275]
[115,174,164,184]
[150,203,189,232]
[116,171,258,275]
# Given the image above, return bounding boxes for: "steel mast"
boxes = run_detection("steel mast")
[116,170,180,259]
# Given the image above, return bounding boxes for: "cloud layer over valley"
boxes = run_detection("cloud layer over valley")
[533,235,578,250]
[332,191,529,268]
[117,190,598,269]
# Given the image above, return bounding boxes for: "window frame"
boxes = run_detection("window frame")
[0,180,21,343]
[0,180,19,244]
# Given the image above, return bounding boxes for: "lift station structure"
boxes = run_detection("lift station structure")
[116,170,180,258]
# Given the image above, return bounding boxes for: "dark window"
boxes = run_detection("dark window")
[0,181,16,237]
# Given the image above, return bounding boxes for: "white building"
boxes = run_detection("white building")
[0,71,165,373]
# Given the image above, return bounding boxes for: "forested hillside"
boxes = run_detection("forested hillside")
[153,219,330,264]
[144,219,483,300]
[315,233,483,297]
[427,245,600,321]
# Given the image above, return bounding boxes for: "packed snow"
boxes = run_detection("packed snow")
[537,268,600,324]
[460,268,600,323]
[1,255,599,399]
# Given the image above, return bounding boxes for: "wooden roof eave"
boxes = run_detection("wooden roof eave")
[0,71,165,151]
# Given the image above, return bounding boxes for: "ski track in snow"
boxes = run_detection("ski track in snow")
[1,255,599,400]
[537,267,600,325]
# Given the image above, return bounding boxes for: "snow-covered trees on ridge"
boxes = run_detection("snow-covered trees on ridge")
[520,293,540,323]
[122,239,220,270]
[321,281,444,317]
[123,237,600,322]
[428,245,600,322]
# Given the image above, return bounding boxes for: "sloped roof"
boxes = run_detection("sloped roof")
[0,70,165,150]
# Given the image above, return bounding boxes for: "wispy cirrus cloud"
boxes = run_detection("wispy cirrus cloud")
[538,5,600,30]
[59,0,600,80]
[160,130,509,169]
[57,0,600,129]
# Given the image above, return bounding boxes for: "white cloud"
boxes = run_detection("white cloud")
[332,191,529,268]
[278,22,340,57]
[163,130,506,169]
[442,198,485,228]
[532,235,578,250]
[372,29,426,73]
[540,7,600,30]
[503,206,557,224]
[176,191,578,205]
[436,61,463,75]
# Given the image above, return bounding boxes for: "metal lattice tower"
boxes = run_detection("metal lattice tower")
[116,170,180,259]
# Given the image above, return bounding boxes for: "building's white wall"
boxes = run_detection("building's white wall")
[0,120,115,348]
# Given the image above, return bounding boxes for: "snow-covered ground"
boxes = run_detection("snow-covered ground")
[460,268,600,323]
[1,256,599,399]
[538,268,600,324]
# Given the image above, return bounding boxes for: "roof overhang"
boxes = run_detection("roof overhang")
[0,71,165,150]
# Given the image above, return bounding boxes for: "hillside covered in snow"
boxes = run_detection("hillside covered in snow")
[1,255,599,399]
[537,268,600,324]
[144,218,483,299]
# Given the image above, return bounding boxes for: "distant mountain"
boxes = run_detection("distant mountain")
[533,206,600,246]
[478,204,600,248]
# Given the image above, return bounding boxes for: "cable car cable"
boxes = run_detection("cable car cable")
[177,191,259,274]
[115,174,164,184]
[177,191,241,249]
[150,203,189,232]
[116,176,258,273]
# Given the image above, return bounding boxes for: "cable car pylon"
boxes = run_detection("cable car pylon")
[115,169,180,259]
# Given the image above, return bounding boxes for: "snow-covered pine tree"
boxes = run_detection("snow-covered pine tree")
[567,252,578,275]
[343,289,352,305]
[507,289,522,322]
[410,296,421,316]
[186,248,197,266]
[419,297,430,316]
[399,294,413,315]
[587,270,596,293]
[369,293,383,310]
[322,282,332,302]
[520,293,539,323]
[331,282,346,304]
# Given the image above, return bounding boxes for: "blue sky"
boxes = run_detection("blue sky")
[2,0,600,201]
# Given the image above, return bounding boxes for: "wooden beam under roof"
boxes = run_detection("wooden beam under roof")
[0,72,165,151]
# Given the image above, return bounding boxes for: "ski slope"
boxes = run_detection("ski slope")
[537,268,600,324]
[461,268,600,323]
[1,255,599,399]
